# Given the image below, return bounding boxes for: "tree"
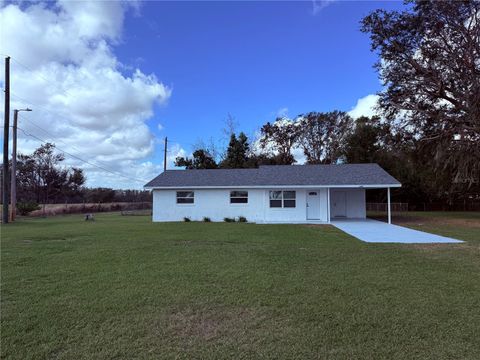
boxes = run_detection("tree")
[299,111,353,164]
[175,149,218,169]
[259,118,301,165]
[362,0,480,199]
[63,167,86,202]
[31,143,66,205]
[341,115,465,207]
[15,143,86,208]
[85,187,116,203]
[343,116,385,163]
[244,153,292,168]
[220,132,250,168]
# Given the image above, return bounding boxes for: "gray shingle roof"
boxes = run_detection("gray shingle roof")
[144,164,401,188]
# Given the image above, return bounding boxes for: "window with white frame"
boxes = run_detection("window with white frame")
[269,191,296,208]
[230,191,248,204]
[176,191,194,204]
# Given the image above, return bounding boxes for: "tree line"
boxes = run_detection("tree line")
[175,1,479,209]
[0,142,151,213]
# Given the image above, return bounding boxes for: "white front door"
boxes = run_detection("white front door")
[307,191,321,220]
[332,191,346,218]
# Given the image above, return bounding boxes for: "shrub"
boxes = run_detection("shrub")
[224,217,235,222]
[183,217,191,222]
[237,216,247,223]
[16,202,41,216]
[202,217,211,222]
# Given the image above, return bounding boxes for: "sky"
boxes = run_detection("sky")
[0,0,406,189]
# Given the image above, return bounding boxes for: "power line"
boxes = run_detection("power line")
[5,85,186,173]
[10,92,180,163]
[8,88,196,149]
[3,54,76,98]
[17,127,148,184]
[17,114,126,172]
[18,127,148,184]
[9,91,79,127]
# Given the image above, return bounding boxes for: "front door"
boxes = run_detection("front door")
[307,191,321,220]
[332,191,346,218]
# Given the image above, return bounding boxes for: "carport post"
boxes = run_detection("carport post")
[387,187,391,224]
[327,187,331,223]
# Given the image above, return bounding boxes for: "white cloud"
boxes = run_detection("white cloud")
[166,143,188,170]
[291,145,306,164]
[276,107,289,118]
[157,123,164,131]
[311,0,335,15]
[0,1,171,189]
[348,94,379,119]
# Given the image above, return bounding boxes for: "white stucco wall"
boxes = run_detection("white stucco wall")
[152,188,330,223]
[329,188,366,219]
[152,189,265,222]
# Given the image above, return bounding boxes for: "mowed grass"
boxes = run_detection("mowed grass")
[1,213,479,359]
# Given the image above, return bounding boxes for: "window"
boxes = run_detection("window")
[269,191,282,208]
[176,191,194,204]
[269,191,296,208]
[230,191,248,204]
[283,191,296,208]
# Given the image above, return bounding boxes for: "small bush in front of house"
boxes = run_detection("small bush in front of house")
[237,216,247,223]
[224,217,235,222]
[183,217,191,222]
[202,217,211,222]
[16,201,41,216]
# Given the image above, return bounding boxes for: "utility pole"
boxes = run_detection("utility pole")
[2,56,10,224]
[10,108,32,221]
[164,137,168,172]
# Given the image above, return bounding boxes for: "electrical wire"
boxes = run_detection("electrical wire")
[17,127,148,184]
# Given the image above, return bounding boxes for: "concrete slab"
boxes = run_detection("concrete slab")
[331,219,463,244]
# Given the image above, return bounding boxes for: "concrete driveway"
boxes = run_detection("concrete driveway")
[331,219,463,244]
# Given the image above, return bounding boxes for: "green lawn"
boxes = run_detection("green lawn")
[1,213,479,359]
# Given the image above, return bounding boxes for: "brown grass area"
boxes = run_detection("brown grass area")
[394,215,480,229]
[28,202,151,217]
[408,242,471,252]
[368,213,480,229]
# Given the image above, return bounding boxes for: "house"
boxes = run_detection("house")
[144,164,401,224]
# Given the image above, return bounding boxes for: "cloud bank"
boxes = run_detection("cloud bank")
[0,1,174,188]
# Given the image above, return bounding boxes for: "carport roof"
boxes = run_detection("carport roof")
[144,163,401,189]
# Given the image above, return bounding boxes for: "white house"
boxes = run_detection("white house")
[144,164,401,224]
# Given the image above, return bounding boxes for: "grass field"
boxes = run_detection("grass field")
[1,212,479,359]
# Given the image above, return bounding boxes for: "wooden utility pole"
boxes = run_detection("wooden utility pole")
[164,137,168,172]
[10,110,18,221]
[10,108,31,221]
[2,56,10,224]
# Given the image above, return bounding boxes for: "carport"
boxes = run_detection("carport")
[328,185,396,224]
[332,219,463,244]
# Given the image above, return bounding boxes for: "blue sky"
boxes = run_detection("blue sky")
[116,1,405,165]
